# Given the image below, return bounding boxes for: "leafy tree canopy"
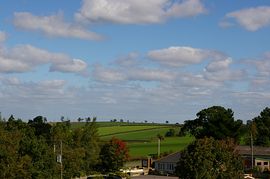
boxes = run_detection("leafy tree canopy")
[176,137,243,179]
[252,107,270,146]
[0,115,102,179]
[181,106,243,141]
[98,137,129,172]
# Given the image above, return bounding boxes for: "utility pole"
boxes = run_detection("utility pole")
[60,140,63,179]
[56,140,63,179]
[251,132,254,169]
[158,138,160,158]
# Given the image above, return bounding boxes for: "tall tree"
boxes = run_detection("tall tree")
[21,119,57,178]
[81,117,100,174]
[181,106,243,141]
[176,137,243,179]
[1,117,57,179]
[98,137,129,172]
[252,107,270,146]
[28,116,52,140]
[0,122,22,178]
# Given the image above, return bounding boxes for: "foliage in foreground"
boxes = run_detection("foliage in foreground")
[0,116,128,179]
[176,137,244,179]
[251,107,270,146]
[98,137,129,172]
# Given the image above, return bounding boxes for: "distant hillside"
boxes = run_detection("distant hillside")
[68,121,192,158]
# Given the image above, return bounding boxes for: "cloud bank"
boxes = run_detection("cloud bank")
[0,44,87,74]
[75,0,206,24]
[222,6,270,31]
[13,12,103,40]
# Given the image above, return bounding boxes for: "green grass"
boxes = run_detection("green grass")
[128,136,194,158]
[99,126,172,140]
[96,123,192,158]
[98,125,168,137]
[70,121,174,129]
[69,121,192,158]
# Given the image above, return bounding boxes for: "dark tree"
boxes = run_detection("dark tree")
[252,107,270,146]
[181,106,243,141]
[28,116,52,140]
[77,117,84,122]
[165,128,176,137]
[176,137,243,179]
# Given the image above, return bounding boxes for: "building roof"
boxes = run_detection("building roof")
[155,152,181,163]
[236,146,270,156]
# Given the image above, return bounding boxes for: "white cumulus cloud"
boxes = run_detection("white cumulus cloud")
[204,57,245,82]
[205,58,232,72]
[93,65,176,83]
[50,59,87,73]
[128,68,175,81]
[0,44,87,74]
[224,6,270,31]
[13,12,102,40]
[75,0,206,24]
[93,65,127,83]
[148,46,213,67]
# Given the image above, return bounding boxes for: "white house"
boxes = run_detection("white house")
[154,152,181,175]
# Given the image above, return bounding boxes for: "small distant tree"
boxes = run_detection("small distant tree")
[85,117,91,122]
[166,120,169,124]
[120,119,124,123]
[77,117,84,122]
[165,128,176,137]
[8,115,15,121]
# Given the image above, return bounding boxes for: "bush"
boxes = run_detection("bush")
[165,128,175,137]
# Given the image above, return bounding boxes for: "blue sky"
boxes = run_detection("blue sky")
[1,0,270,123]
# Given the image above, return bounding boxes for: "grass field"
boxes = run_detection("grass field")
[128,136,194,158]
[95,122,194,158]
[98,125,168,137]
[99,126,172,140]
[71,121,173,128]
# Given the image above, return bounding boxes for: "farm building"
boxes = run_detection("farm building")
[236,145,270,171]
[153,152,181,175]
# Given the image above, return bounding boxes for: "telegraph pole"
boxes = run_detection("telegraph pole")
[60,140,63,179]
[158,138,160,158]
[251,133,254,169]
[56,140,63,179]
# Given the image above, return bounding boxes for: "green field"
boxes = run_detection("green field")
[98,125,168,137]
[99,126,170,140]
[96,123,194,158]
[128,136,194,158]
